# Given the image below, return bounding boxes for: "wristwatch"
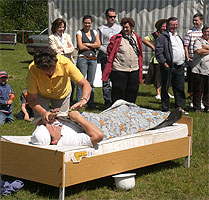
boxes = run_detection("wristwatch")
[80,97,88,102]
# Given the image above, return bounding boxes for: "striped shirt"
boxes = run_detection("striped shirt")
[184,26,202,59]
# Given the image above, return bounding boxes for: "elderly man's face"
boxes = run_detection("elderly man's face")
[168,20,178,34]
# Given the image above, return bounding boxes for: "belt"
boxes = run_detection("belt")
[80,55,97,60]
[174,63,183,68]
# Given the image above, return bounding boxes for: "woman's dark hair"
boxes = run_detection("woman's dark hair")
[51,18,66,34]
[120,17,135,28]
[34,47,58,70]
[82,15,93,22]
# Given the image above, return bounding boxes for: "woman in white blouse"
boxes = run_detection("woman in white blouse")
[49,18,75,62]
[49,18,75,104]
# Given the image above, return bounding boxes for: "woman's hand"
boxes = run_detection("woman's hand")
[70,99,87,111]
[41,111,57,124]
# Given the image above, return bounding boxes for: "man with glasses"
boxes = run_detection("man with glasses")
[98,8,121,109]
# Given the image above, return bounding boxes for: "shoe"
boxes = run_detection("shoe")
[189,102,193,108]
[181,109,189,115]
[155,95,161,100]
[168,93,174,98]
[201,102,205,110]
[150,107,182,130]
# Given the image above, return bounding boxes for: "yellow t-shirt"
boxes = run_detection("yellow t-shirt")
[27,54,83,99]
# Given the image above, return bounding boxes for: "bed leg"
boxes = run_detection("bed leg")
[59,162,66,200]
[185,137,191,168]
[59,187,65,200]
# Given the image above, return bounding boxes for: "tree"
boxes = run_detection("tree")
[0,0,48,32]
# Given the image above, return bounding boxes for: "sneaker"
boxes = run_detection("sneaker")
[155,95,161,100]
[181,109,189,115]
[201,102,205,110]
[189,102,193,108]
[168,93,174,98]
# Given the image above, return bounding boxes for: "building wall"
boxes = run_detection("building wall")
[48,0,207,70]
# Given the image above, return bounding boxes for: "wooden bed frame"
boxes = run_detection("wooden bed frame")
[0,116,192,200]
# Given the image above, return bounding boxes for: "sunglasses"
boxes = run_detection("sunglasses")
[108,15,116,19]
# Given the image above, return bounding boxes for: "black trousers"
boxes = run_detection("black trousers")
[110,70,139,104]
[192,73,209,111]
[160,65,186,111]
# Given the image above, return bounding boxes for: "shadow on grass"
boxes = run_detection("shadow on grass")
[138,91,153,97]
[0,48,15,51]
[20,60,33,64]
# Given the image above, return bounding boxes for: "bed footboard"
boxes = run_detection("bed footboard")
[0,141,65,188]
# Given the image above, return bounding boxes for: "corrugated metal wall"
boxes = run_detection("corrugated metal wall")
[48,0,207,68]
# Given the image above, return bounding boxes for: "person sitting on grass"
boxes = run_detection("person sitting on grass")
[31,100,183,147]
[15,89,34,122]
[0,71,15,125]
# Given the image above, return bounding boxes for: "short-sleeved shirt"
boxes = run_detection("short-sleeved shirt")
[144,34,159,64]
[27,54,83,99]
[192,37,209,76]
[184,27,202,59]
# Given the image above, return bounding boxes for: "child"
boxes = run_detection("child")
[0,71,15,125]
[15,89,34,121]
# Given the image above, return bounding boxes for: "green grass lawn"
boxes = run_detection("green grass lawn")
[0,44,208,200]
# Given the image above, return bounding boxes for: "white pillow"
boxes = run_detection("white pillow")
[30,125,51,145]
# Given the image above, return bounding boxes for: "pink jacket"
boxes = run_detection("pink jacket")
[102,31,143,83]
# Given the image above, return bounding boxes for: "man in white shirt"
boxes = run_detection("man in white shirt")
[155,17,187,112]
[31,110,104,146]
[98,8,121,109]
[184,13,203,108]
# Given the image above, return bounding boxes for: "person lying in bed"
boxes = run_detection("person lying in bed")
[31,110,104,146]
[31,100,182,146]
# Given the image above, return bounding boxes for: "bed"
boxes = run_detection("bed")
[0,116,192,200]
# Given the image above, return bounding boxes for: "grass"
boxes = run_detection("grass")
[0,43,208,200]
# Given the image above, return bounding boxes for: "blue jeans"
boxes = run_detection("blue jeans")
[76,56,97,105]
[101,55,112,104]
[0,112,14,125]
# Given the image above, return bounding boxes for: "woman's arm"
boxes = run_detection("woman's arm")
[27,93,57,123]
[70,77,91,110]
[63,34,75,54]
[76,34,90,50]
[142,38,155,51]
[49,35,63,54]
[87,32,101,49]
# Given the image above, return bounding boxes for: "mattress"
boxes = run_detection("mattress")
[1,123,188,163]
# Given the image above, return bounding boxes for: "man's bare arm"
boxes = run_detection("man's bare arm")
[69,111,104,145]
